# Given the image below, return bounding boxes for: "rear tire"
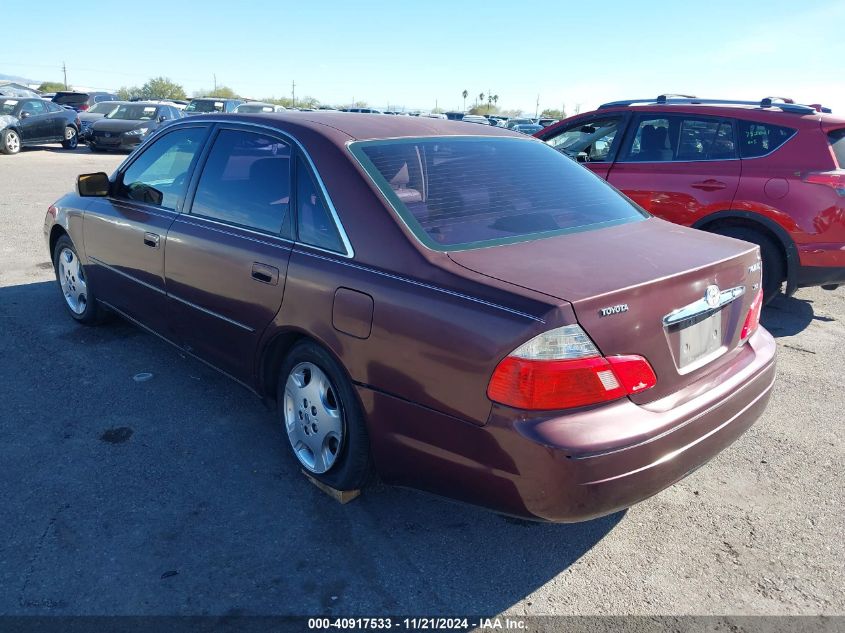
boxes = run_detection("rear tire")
[276,340,373,491]
[712,226,784,304]
[61,126,78,149]
[1,129,21,154]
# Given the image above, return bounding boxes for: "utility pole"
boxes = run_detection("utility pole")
[291,80,296,108]
[62,62,68,90]
[535,94,540,118]
[213,73,217,92]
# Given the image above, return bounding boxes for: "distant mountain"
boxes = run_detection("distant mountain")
[0,72,40,85]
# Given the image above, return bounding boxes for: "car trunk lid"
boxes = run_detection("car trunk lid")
[447,217,762,404]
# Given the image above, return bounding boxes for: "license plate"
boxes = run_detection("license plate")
[679,312,722,367]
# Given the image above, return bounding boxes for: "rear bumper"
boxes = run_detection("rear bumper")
[360,327,777,522]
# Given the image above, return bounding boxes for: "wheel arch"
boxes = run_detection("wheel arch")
[49,224,69,259]
[693,210,800,295]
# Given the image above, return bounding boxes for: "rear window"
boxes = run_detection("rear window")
[349,137,646,251]
[737,121,795,158]
[186,99,225,113]
[828,129,845,167]
[53,93,88,105]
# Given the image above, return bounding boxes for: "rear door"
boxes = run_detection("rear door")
[607,113,741,226]
[538,114,628,179]
[43,101,69,140]
[83,125,210,335]
[164,124,294,383]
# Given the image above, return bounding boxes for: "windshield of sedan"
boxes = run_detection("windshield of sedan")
[185,99,225,113]
[350,137,646,251]
[107,104,159,120]
[1,99,19,115]
[88,102,120,115]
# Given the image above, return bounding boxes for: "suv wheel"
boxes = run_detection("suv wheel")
[713,226,784,304]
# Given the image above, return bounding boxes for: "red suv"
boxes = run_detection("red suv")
[535,96,845,302]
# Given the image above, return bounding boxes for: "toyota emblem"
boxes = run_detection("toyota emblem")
[705,285,720,308]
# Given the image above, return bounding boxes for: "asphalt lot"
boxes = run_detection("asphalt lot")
[0,145,843,617]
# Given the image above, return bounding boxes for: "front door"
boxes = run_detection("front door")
[83,125,210,335]
[538,114,628,179]
[165,125,294,383]
[607,113,741,226]
[17,100,50,142]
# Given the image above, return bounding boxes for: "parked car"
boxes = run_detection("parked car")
[45,113,776,522]
[88,102,181,152]
[52,91,118,112]
[343,107,383,114]
[0,81,40,98]
[535,95,845,301]
[461,114,490,125]
[537,118,559,127]
[512,122,544,135]
[234,102,286,113]
[0,97,80,154]
[506,117,533,129]
[184,97,243,115]
[77,101,125,142]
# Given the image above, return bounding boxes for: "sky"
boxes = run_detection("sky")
[3,0,844,115]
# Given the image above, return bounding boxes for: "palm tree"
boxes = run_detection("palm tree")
[493,94,499,108]
[462,89,468,112]
[478,92,485,108]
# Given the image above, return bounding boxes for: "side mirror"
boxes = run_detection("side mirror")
[77,172,110,197]
[158,115,167,122]
[19,111,30,119]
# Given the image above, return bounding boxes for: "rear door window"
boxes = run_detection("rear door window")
[295,156,344,252]
[350,136,646,251]
[736,121,795,158]
[543,116,624,162]
[827,129,845,167]
[622,115,735,162]
[118,127,207,210]
[190,128,292,234]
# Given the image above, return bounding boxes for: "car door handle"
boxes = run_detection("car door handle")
[251,262,279,285]
[691,179,727,191]
[143,232,160,248]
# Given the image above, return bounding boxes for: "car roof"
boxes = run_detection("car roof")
[178,111,527,143]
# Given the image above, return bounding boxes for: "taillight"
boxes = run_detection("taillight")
[47,205,58,219]
[78,104,89,111]
[741,289,763,341]
[487,325,656,411]
[803,171,845,196]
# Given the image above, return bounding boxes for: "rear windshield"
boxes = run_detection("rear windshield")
[186,99,225,113]
[237,104,274,113]
[350,137,646,251]
[53,93,88,105]
[829,129,845,167]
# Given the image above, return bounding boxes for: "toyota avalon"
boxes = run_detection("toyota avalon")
[44,113,776,521]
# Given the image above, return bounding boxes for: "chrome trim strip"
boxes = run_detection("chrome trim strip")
[88,256,166,295]
[663,285,745,327]
[174,215,295,248]
[293,248,545,323]
[168,293,255,332]
[155,117,355,259]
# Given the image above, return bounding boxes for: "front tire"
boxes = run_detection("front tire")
[53,235,104,324]
[277,340,372,491]
[61,126,78,149]
[711,226,785,304]
[1,129,21,154]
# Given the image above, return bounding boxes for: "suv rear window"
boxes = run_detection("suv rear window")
[350,137,646,251]
[53,93,88,105]
[737,121,795,158]
[186,99,225,113]
[828,129,845,168]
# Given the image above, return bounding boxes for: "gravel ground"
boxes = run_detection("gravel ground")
[0,146,843,618]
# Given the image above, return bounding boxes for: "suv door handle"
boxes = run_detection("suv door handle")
[691,179,727,191]
[251,262,279,285]
[143,232,160,248]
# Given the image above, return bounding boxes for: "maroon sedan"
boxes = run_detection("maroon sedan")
[44,113,776,522]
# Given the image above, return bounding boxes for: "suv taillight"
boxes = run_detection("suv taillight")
[741,289,763,341]
[78,104,89,111]
[487,325,656,410]
[803,171,845,196]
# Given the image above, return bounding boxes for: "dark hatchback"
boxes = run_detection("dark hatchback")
[88,102,182,152]
[1,97,80,154]
[52,91,118,112]
[44,113,776,522]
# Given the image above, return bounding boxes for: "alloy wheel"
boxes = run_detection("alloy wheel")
[58,247,87,314]
[6,131,20,153]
